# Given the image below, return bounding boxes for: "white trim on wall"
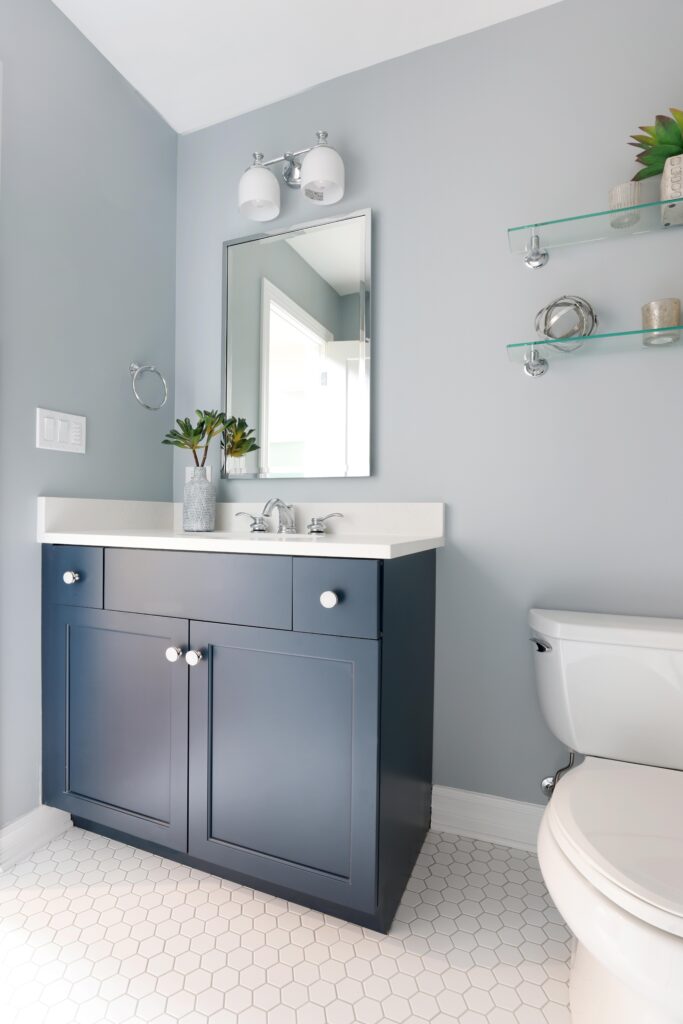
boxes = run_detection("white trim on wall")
[0,806,72,871]
[431,785,544,853]
[259,276,332,477]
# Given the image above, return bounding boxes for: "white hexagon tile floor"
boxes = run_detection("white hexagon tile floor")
[0,827,572,1024]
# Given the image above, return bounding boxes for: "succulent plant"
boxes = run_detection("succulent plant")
[162,410,226,466]
[222,416,260,459]
[630,108,683,181]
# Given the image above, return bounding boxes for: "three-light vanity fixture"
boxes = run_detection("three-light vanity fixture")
[238,130,345,222]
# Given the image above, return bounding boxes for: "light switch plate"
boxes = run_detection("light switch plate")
[36,408,86,454]
[185,465,212,482]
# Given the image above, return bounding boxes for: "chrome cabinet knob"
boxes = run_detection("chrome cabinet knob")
[62,571,80,585]
[320,591,339,609]
[185,650,203,667]
[165,646,183,663]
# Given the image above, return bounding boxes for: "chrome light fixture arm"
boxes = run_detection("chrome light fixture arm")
[258,131,331,189]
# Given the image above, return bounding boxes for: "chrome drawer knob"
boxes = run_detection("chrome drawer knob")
[165,646,183,663]
[185,650,203,667]
[320,591,339,609]
[62,571,80,585]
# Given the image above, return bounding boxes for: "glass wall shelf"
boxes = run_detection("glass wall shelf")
[507,326,683,376]
[508,197,683,266]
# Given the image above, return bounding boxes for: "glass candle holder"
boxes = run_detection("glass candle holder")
[608,181,641,229]
[642,298,681,346]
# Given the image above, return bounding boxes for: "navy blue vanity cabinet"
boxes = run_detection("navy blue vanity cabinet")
[188,622,380,914]
[42,544,436,931]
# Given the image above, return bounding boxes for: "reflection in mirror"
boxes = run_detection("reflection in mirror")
[223,211,370,478]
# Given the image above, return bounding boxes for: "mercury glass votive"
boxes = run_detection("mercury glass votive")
[642,298,681,346]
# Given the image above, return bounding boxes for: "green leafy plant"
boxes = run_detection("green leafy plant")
[221,416,260,459]
[630,108,683,180]
[162,410,227,467]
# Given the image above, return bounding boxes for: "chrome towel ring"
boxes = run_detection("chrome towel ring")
[129,362,168,411]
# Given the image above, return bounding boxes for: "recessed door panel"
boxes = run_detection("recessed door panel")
[43,606,189,851]
[68,625,173,822]
[189,622,379,913]
[209,645,352,877]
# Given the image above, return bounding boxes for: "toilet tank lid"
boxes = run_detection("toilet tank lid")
[529,608,683,650]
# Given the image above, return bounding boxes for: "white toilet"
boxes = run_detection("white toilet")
[529,608,683,1024]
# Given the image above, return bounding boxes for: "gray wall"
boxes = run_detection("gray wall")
[176,0,683,805]
[0,0,177,827]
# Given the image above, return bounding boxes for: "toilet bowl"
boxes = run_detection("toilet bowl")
[538,758,683,1023]
[529,609,683,1022]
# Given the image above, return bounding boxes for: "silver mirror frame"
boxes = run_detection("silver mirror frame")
[221,208,372,479]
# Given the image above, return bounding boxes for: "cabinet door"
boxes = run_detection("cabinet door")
[188,622,380,914]
[43,606,189,851]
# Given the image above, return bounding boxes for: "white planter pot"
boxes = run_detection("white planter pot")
[224,455,247,476]
[661,155,683,226]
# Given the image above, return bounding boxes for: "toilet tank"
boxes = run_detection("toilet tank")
[529,608,683,771]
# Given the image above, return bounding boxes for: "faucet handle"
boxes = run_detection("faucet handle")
[306,513,344,535]
[236,512,268,533]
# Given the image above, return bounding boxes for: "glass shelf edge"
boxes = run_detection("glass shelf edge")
[507,325,683,350]
[508,196,683,236]
[507,325,683,360]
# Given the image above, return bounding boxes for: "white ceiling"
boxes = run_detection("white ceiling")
[51,0,562,135]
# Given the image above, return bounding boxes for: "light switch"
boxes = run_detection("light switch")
[36,408,86,454]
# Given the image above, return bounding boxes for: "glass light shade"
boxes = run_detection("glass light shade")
[238,164,280,221]
[301,144,345,205]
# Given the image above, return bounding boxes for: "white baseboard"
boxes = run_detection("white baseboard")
[0,806,72,871]
[0,791,540,872]
[431,784,544,853]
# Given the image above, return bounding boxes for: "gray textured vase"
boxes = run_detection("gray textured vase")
[183,467,216,532]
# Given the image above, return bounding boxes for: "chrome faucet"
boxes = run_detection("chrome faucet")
[261,497,296,534]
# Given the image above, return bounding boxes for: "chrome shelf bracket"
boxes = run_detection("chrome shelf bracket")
[523,231,549,269]
[523,345,549,378]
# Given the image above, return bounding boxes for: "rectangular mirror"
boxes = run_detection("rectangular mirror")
[223,210,371,478]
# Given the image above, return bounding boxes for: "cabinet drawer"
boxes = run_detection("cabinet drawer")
[43,545,103,608]
[293,557,380,639]
[105,549,292,630]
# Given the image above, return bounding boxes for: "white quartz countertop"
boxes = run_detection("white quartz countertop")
[37,499,445,560]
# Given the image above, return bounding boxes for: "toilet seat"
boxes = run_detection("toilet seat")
[547,757,683,938]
